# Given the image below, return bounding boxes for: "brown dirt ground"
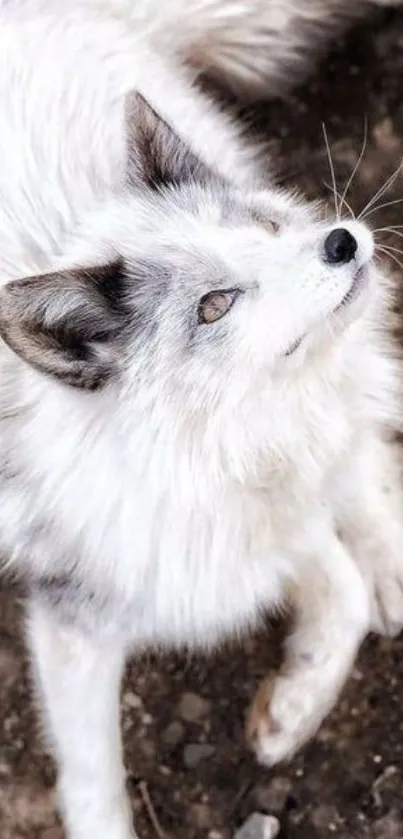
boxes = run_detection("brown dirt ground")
[2,7,403,839]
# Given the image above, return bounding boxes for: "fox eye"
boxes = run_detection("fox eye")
[251,209,280,234]
[198,289,240,325]
[265,219,279,234]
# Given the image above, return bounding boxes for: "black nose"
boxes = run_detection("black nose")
[324,228,357,265]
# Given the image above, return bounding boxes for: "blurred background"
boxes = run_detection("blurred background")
[2,6,403,839]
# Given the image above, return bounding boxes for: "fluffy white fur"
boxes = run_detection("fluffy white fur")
[5,0,402,97]
[0,2,402,839]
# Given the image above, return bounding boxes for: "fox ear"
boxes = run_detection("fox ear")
[125,91,216,190]
[0,260,127,389]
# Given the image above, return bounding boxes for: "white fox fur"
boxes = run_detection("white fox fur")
[0,2,403,839]
[6,0,402,97]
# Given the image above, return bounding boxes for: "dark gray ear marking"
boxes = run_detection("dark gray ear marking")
[125,92,218,190]
[0,260,127,390]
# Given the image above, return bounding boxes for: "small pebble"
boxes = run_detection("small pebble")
[234,813,280,839]
[311,804,340,831]
[373,117,401,153]
[0,760,11,776]
[372,809,402,838]
[178,692,211,722]
[183,742,215,768]
[122,691,142,710]
[254,776,291,812]
[162,721,185,746]
[189,802,213,829]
